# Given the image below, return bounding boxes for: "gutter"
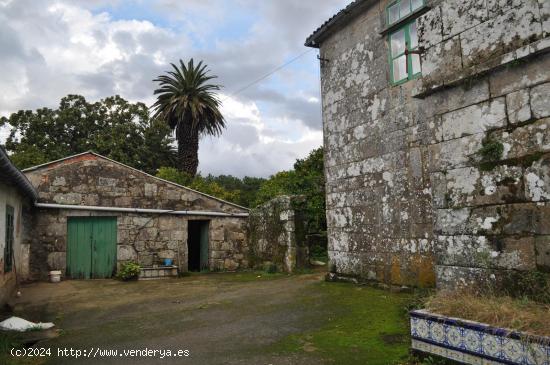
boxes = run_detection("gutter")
[34,203,249,218]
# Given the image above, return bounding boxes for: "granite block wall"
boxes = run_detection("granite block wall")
[318,0,550,288]
[247,196,308,273]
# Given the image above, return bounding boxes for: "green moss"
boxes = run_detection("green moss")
[210,271,287,282]
[478,139,504,171]
[247,201,286,268]
[269,282,413,365]
[480,151,545,171]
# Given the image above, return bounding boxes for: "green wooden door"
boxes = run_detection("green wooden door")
[67,217,117,279]
[199,221,209,271]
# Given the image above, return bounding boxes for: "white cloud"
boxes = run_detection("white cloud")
[0,0,349,176]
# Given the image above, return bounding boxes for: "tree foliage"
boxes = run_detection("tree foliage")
[255,147,326,233]
[156,167,254,206]
[158,147,325,232]
[0,94,176,174]
[152,59,225,176]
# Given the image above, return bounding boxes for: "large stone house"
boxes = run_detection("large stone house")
[23,152,249,280]
[306,0,550,288]
[0,147,37,305]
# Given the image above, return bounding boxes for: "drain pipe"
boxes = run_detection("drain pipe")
[34,203,249,217]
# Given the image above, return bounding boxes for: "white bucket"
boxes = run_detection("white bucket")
[49,271,62,283]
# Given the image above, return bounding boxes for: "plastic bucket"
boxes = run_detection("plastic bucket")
[49,271,62,283]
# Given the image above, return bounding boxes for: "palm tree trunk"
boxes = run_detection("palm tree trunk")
[177,124,199,176]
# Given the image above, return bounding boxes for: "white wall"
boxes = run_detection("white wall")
[0,181,31,305]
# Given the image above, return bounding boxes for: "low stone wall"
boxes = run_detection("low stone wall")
[247,196,307,273]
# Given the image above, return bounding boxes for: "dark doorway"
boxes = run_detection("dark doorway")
[188,220,210,272]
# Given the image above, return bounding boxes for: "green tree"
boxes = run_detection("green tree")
[156,167,241,205]
[152,59,225,176]
[0,95,176,174]
[293,147,326,233]
[202,174,265,207]
[254,147,326,233]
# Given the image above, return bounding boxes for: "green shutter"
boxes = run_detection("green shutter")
[67,217,117,279]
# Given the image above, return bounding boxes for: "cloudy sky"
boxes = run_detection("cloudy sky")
[0,0,349,177]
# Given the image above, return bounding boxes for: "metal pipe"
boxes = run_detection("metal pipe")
[34,203,249,217]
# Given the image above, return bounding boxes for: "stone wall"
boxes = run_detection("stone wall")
[24,152,246,214]
[318,0,550,288]
[32,209,248,280]
[0,181,34,305]
[247,196,308,273]
[24,153,249,279]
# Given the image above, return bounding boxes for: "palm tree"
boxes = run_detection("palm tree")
[152,59,225,176]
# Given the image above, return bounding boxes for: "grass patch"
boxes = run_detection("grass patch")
[269,282,413,365]
[0,332,45,365]
[206,271,288,282]
[425,291,550,337]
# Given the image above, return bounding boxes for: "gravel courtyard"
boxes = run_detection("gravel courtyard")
[5,272,413,365]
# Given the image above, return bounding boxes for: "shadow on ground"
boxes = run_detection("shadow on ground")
[2,271,413,365]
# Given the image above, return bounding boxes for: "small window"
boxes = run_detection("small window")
[4,205,14,272]
[387,0,424,25]
[389,21,421,84]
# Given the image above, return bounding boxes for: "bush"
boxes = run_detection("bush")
[117,262,141,281]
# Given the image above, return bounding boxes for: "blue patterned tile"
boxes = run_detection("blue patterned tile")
[525,342,549,365]
[410,310,550,365]
[430,322,446,344]
[416,318,430,339]
[463,329,482,352]
[481,334,502,359]
[447,325,463,348]
[502,338,524,363]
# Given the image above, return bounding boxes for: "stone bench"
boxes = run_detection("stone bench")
[139,266,178,280]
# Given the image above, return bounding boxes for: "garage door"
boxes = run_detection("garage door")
[67,217,117,279]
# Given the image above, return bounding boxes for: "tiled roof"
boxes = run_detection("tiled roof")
[0,146,38,200]
[305,0,372,48]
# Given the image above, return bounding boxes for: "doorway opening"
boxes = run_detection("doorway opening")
[188,220,210,272]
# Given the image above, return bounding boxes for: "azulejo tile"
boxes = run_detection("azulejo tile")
[481,334,501,358]
[502,338,524,363]
[524,342,549,365]
[463,329,482,353]
[410,311,550,365]
[447,325,463,348]
[416,318,430,339]
[410,318,419,337]
[430,322,446,344]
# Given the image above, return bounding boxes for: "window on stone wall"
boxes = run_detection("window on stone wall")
[4,205,14,272]
[387,0,423,84]
[387,0,423,25]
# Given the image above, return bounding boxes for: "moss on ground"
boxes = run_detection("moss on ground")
[269,282,413,365]
[205,271,288,282]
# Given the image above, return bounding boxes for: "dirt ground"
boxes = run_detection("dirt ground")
[4,271,413,365]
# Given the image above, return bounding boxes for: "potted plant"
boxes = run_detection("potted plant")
[117,262,141,281]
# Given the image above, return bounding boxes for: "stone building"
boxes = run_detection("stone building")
[23,151,249,280]
[0,147,37,305]
[306,0,550,288]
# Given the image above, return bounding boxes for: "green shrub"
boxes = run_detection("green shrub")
[117,262,141,281]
